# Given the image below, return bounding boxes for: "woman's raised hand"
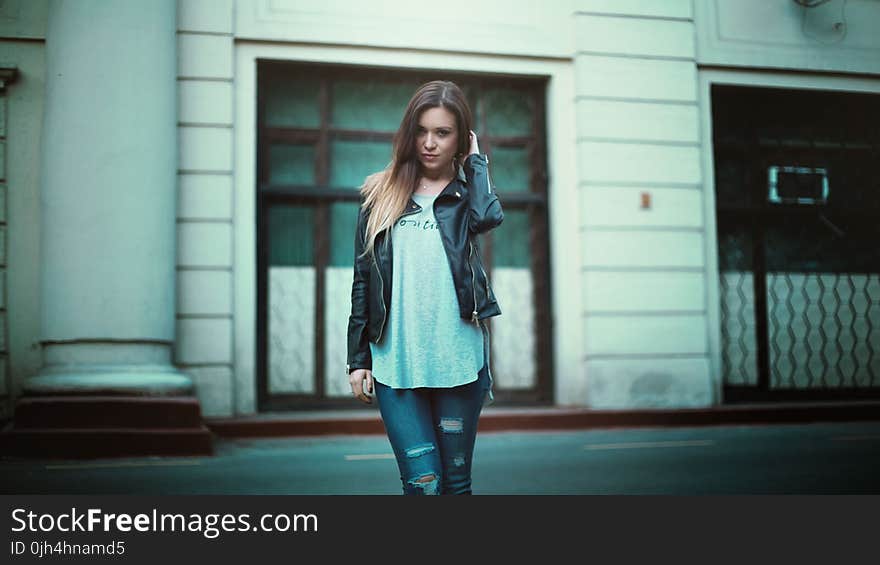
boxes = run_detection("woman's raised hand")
[349,368,375,404]
[467,130,480,156]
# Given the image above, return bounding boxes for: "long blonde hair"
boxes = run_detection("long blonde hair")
[360,80,473,257]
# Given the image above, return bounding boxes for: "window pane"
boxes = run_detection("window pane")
[330,140,391,189]
[329,202,361,267]
[489,206,537,390]
[268,205,314,267]
[269,144,315,185]
[263,75,321,128]
[717,221,753,271]
[492,208,530,268]
[484,88,533,137]
[489,146,530,192]
[332,80,417,132]
[461,84,481,131]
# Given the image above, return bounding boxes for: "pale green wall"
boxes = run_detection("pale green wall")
[0,0,47,418]
[0,0,47,39]
[695,0,880,75]
[3,0,879,416]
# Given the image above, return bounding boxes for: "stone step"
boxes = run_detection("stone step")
[11,396,205,429]
[1,395,213,458]
[1,427,213,458]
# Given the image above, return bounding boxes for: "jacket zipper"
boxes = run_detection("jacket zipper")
[469,240,479,324]
[475,159,493,314]
[475,243,491,301]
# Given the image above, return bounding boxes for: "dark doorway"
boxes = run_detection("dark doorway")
[712,84,880,402]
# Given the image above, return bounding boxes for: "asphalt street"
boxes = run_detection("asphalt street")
[2,421,879,494]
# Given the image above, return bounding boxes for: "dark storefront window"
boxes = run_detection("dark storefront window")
[713,85,880,402]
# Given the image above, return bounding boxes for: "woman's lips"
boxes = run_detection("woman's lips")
[422,153,438,161]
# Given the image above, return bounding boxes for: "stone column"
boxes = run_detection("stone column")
[3,0,211,457]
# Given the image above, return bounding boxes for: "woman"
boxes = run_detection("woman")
[346,80,503,495]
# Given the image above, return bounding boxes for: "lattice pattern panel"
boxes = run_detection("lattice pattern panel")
[324,267,354,397]
[766,272,880,389]
[719,271,760,386]
[268,267,315,394]
[491,267,537,389]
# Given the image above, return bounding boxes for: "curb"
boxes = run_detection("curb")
[205,401,880,438]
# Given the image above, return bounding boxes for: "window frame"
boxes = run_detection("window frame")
[256,61,553,410]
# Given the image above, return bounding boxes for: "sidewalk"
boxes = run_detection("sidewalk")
[205,400,880,438]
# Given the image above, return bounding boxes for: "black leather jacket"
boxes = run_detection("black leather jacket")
[346,153,503,374]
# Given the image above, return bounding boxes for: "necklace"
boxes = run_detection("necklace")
[417,176,452,194]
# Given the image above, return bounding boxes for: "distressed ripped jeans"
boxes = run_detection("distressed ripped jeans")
[374,368,489,495]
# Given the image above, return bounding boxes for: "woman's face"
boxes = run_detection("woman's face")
[415,106,459,176]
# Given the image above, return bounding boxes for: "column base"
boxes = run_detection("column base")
[1,395,213,458]
[2,366,212,458]
[22,365,196,396]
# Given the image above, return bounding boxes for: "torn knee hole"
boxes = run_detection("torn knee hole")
[404,443,436,459]
[407,472,441,495]
[439,417,464,434]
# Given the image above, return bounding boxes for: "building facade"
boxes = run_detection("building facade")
[1,0,878,433]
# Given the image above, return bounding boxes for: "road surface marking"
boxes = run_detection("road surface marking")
[46,460,203,470]
[345,454,396,461]
[584,440,715,450]
[832,435,880,442]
